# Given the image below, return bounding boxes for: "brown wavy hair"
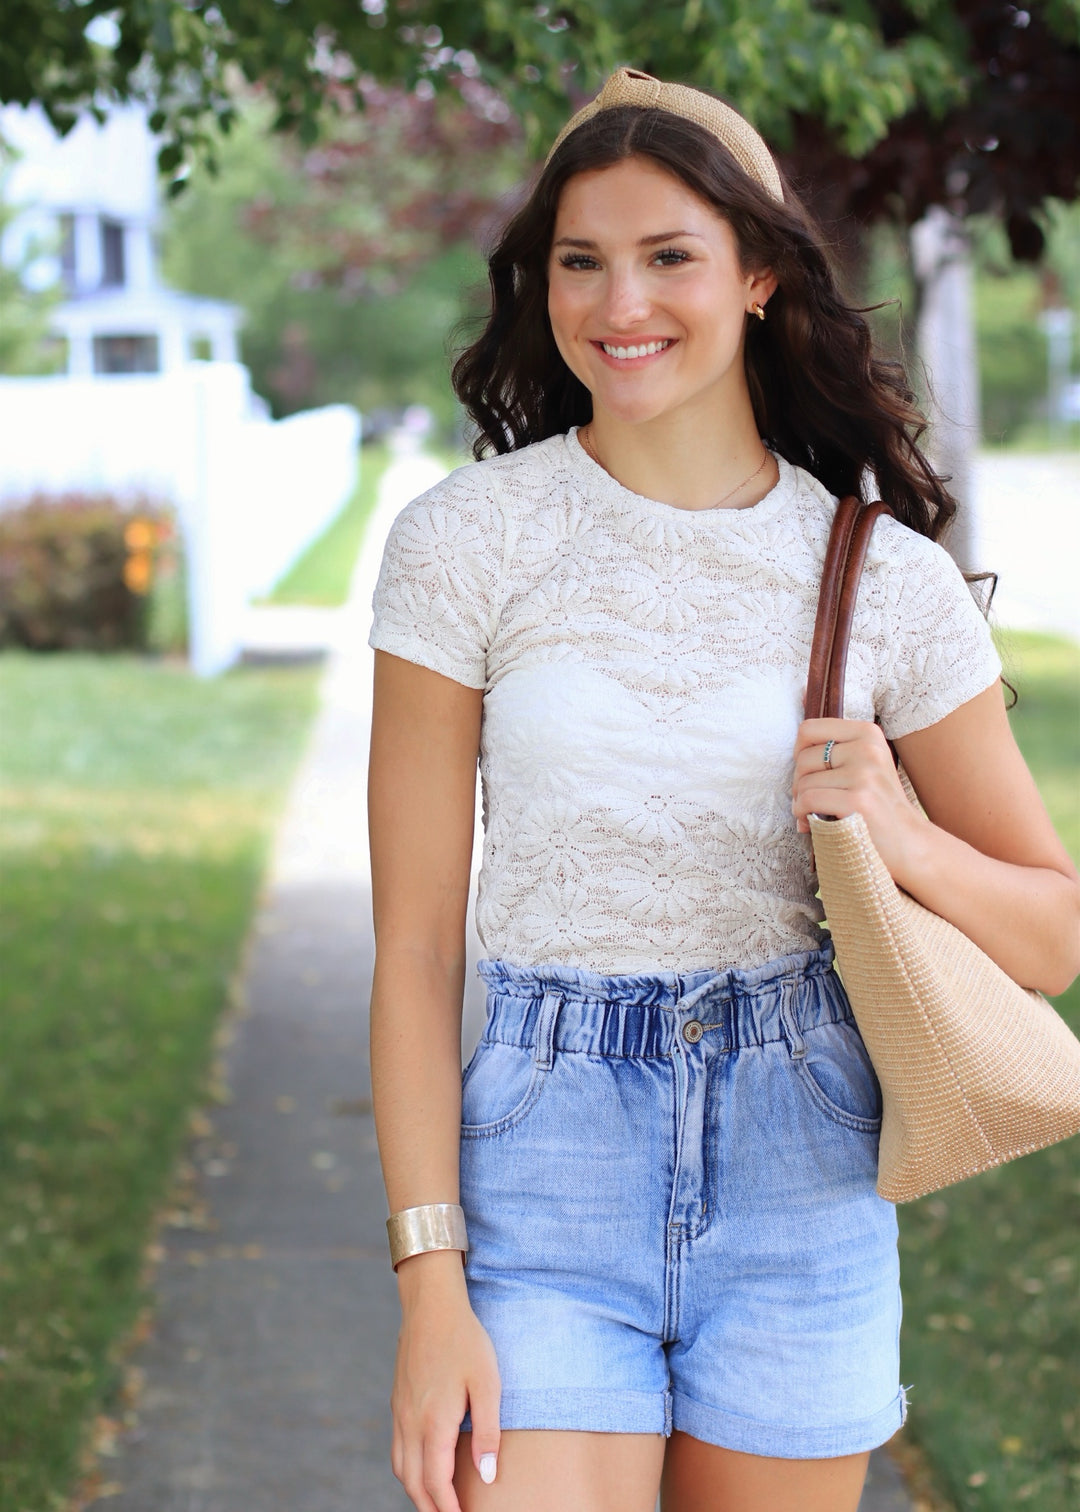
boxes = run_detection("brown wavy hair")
[452,104,955,542]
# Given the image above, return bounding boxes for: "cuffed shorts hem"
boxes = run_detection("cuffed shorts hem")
[671,1387,907,1459]
[462,1387,672,1437]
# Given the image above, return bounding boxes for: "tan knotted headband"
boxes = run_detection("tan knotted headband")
[545,67,784,204]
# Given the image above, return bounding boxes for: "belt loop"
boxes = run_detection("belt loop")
[534,990,564,1070]
[778,980,806,1060]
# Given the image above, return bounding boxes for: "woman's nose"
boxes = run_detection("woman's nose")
[599,270,652,329]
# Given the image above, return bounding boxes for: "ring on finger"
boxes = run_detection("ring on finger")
[822,739,835,768]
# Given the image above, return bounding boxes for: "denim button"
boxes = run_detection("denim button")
[683,1019,704,1043]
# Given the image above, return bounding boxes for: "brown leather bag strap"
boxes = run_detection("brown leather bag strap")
[806,497,893,721]
[806,494,860,721]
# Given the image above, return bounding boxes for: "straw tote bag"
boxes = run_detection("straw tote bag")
[806,495,1080,1203]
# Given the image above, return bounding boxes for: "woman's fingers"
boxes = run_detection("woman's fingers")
[467,1367,502,1485]
[793,719,892,822]
[793,718,884,765]
[791,719,893,795]
[398,1427,462,1512]
[791,718,925,867]
[421,1432,465,1512]
[390,1292,500,1509]
[400,1437,442,1512]
[792,775,860,829]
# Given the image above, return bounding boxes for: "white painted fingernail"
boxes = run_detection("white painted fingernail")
[479,1452,497,1484]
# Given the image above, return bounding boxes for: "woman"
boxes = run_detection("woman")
[367,70,1079,1512]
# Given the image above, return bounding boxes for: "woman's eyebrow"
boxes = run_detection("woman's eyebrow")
[552,229,705,249]
[640,229,703,245]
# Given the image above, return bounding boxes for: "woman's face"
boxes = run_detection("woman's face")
[547,156,776,428]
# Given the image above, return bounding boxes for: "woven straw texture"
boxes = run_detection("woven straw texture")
[810,811,1080,1203]
[545,67,784,202]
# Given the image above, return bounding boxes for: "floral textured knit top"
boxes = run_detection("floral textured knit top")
[369,429,1001,974]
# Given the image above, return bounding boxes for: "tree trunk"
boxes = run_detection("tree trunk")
[910,207,981,572]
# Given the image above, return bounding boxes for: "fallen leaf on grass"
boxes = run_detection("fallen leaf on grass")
[78,1478,124,1506]
[128,1310,154,1347]
[206,1076,233,1106]
[118,1366,145,1412]
[213,1020,238,1051]
[92,1417,121,1456]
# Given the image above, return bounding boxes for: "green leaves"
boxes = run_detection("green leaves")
[0,0,974,166]
[2,0,1075,232]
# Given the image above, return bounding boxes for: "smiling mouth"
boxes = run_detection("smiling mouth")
[594,339,675,361]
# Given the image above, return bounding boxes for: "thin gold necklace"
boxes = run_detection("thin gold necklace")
[578,425,771,510]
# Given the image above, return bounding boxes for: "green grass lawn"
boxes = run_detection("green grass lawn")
[898,631,1080,1512]
[0,653,320,1512]
[262,443,389,606]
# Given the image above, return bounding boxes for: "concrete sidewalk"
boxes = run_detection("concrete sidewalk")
[98,443,911,1510]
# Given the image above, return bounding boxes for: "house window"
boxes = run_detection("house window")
[189,334,213,361]
[92,335,160,374]
[100,219,126,287]
[59,214,77,291]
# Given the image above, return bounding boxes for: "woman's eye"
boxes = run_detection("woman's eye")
[555,248,690,271]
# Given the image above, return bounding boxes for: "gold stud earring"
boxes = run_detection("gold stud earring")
[750,302,766,321]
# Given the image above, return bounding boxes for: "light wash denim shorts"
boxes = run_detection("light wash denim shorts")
[458,945,904,1459]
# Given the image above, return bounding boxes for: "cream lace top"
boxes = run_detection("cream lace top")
[369,429,1001,973]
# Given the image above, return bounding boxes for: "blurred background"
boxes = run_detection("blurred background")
[0,5,1077,1512]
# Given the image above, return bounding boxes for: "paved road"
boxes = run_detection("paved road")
[971,451,1079,644]
[101,443,913,1510]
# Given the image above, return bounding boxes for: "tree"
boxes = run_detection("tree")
[234,75,521,296]
[3,2,1076,239]
[161,88,522,425]
[774,2,1080,263]
[0,156,61,374]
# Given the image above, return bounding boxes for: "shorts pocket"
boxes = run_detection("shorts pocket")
[795,1018,882,1132]
[460,1039,550,1139]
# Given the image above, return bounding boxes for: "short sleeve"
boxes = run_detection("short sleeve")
[368,464,507,689]
[864,519,1002,739]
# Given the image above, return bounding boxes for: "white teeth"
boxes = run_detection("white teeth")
[601,339,671,359]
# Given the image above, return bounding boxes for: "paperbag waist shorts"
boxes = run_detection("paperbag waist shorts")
[458,944,904,1459]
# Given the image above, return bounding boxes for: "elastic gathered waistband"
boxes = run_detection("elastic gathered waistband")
[476,945,848,1058]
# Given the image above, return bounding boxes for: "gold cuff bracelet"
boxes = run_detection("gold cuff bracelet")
[386,1202,469,1271]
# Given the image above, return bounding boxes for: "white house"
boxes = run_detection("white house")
[0,104,361,676]
[1,102,241,374]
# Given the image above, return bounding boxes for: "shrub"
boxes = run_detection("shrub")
[0,494,179,652]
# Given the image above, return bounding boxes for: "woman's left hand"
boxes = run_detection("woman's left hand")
[792,717,924,878]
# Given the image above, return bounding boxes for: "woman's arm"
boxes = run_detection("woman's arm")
[368,648,499,1512]
[792,682,1080,995]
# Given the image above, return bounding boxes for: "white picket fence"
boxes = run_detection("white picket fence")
[0,362,361,674]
